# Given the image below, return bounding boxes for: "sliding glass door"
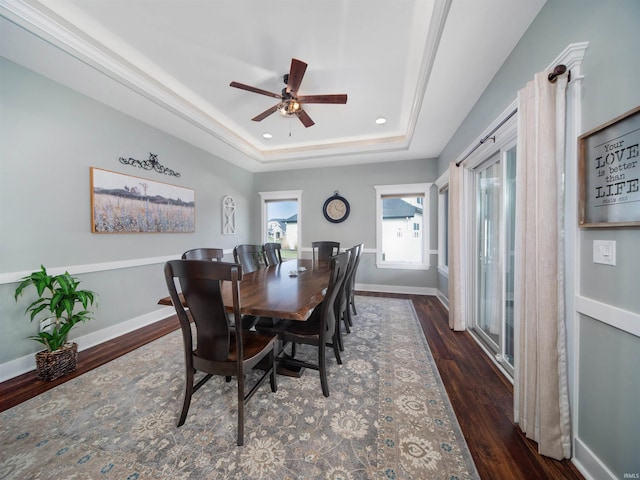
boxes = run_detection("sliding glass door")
[472,145,516,375]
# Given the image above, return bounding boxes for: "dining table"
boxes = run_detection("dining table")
[158,258,331,321]
[158,258,332,377]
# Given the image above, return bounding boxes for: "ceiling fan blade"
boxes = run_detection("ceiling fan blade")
[298,109,315,128]
[297,94,348,104]
[230,81,282,99]
[286,58,308,94]
[251,104,280,122]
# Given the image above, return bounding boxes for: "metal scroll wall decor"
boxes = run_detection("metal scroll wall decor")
[222,195,236,234]
[118,153,181,177]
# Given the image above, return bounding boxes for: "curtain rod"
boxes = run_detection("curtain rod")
[455,64,569,168]
[455,108,517,167]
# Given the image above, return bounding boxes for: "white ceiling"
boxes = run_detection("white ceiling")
[0,0,545,172]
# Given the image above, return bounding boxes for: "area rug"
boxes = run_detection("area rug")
[0,296,479,479]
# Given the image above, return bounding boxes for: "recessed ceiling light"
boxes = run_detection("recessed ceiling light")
[375,117,387,125]
[262,133,273,139]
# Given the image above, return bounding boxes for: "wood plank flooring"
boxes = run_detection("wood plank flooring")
[0,293,584,480]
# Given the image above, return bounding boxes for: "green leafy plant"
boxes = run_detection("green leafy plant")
[14,265,97,352]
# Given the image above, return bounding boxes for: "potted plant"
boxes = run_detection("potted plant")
[14,265,97,381]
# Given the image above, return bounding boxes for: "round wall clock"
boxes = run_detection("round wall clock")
[323,192,350,223]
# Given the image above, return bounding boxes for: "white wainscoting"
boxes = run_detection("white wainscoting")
[572,295,640,480]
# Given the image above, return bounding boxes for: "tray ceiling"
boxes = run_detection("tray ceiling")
[0,0,546,172]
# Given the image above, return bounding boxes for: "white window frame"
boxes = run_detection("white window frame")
[435,170,450,277]
[259,190,302,257]
[374,183,432,270]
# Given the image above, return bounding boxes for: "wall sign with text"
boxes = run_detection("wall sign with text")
[578,105,640,227]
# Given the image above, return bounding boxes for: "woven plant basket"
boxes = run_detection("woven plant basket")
[35,342,78,381]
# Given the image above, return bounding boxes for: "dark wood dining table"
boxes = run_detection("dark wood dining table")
[159,258,331,377]
[158,258,331,321]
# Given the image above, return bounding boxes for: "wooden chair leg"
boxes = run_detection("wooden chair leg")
[344,306,352,330]
[237,374,245,446]
[332,333,342,365]
[336,317,345,352]
[351,294,358,315]
[270,350,278,392]
[319,342,329,397]
[177,366,194,427]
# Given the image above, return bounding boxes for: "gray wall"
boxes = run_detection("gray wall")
[0,58,254,364]
[436,1,640,478]
[254,158,440,290]
[2,2,639,477]
[0,56,441,372]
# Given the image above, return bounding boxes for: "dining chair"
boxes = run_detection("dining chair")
[181,248,224,261]
[312,241,340,261]
[164,259,278,446]
[274,250,350,397]
[181,248,260,329]
[335,244,361,351]
[262,242,283,266]
[233,244,267,273]
[344,243,364,329]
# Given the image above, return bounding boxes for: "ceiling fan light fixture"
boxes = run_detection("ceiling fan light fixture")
[278,100,302,117]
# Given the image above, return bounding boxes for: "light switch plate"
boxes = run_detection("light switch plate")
[593,240,616,266]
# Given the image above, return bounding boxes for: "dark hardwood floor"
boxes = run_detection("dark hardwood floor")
[0,293,584,480]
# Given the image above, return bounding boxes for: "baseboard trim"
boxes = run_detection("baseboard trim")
[355,283,435,296]
[436,290,449,310]
[0,307,175,383]
[573,436,616,480]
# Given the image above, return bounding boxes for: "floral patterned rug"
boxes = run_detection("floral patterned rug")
[0,296,479,479]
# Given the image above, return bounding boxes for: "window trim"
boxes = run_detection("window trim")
[259,190,302,257]
[435,170,450,277]
[374,183,432,270]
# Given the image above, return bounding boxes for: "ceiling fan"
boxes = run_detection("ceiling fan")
[230,58,347,128]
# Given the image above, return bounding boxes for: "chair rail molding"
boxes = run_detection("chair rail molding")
[0,255,179,285]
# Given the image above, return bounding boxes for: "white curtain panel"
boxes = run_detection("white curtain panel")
[513,71,571,460]
[448,163,466,331]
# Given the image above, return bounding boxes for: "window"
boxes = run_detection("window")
[374,183,432,270]
[435,170,450,275]
[259,190,302,259]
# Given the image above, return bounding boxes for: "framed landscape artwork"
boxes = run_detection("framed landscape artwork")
[91,167,195,233]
